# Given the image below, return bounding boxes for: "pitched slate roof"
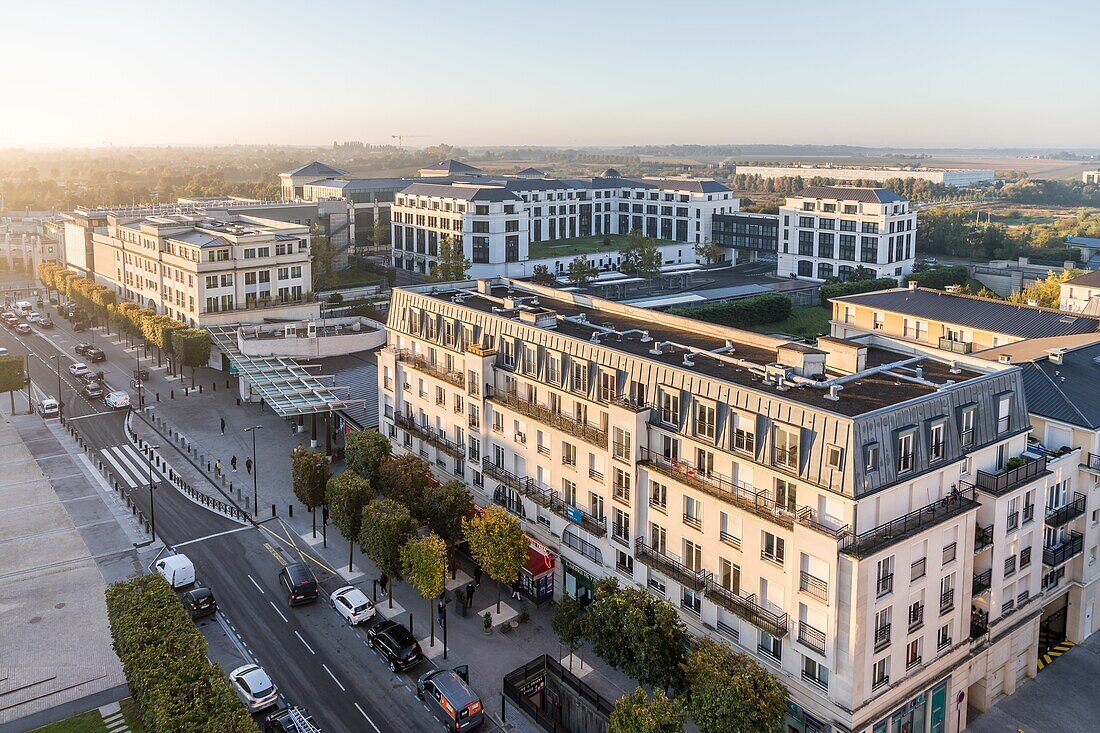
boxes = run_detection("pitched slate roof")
[281,161,348,178]
[400,182,521,202]
[1019,342,1100,428]
[833,287,1100,338]
[420,160,483,175]
[1064,270,1100,288]
[515,167,545,176]
[1067,236,1100,247]
[794,186,906,204]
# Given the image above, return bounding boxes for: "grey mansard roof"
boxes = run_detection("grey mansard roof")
[281,161,348,178]
[400,182,521,203]
[794,186,906,204]
[1019,342,1100,429]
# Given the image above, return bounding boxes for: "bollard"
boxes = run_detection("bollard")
[272,504,276,518]
[213,382,216,392]
[236,398,241,406]
[171,390,174,399]
[244,496,250,511]
[409,615,413,636]
[156,392,160,402]
[289,504,293,518]
[184,387,189,396]
[207,462,211,472]
[199,385,203,394]
[230,481,233,492]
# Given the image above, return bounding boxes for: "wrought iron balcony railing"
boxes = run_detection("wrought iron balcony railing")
[797,621,826,656]
[395,349,465,388]
[393,413,463,457]
[1043,531,1084,567]
[485,385,607,448]
[841,485,979,558]
[1045,493,1087,527]
[799,570,828,602]
[703,575,789,638]
[972,569,991,596]
[974,455,1048,496]
[975,523,994,552]
[634,536,708,591]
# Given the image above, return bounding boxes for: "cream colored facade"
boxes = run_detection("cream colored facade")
[89,212,319,327]
[379,278,1050,733]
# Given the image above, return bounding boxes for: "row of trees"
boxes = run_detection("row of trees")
[105,574,254,731]
[918,207,1100,261]
[553,579,787,733]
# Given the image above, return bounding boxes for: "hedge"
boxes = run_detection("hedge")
[906,265,968,290]
[105,574,254,733]
[819,278,899,305]
[669,293,792,327]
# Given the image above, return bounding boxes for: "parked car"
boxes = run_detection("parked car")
[37,317,53,329]
[68,362,91,378]
[15,323,30,334]
[278,562,319,606]
[105,390,130,409]
[416,669,484,731]
[24,312,40,323]
[182,587,218,619]
[82,382,105,399]
[74,343,93,356]
[0,347,6,356]
[264,707,319,733]
[39,398,60,419]
[85,347,106,362]
[154,554,195,588]
[330,585,375,625]
[366,619,423,672]
[229,664,279,713]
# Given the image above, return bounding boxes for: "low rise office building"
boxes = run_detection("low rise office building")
[735,165,995,188]
[379,277,1053,732]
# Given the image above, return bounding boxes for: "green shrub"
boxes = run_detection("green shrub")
[669,293,792,327]
[105,574,253,732]
[906,265,968,290]
[819,278,899,305]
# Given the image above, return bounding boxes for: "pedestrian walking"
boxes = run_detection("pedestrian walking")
[510,579,522,600]
[215,459,221,476]
[464,581,475,609]
[437,600,446,628]
[220,417,225,435]
[379,572,389,596]
[473,566,482,585]
[245,457,253,475]
[231,455,238,472]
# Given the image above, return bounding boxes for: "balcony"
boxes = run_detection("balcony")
[481,458,537,497]
[797,621,827,656]
[974,524,994,552]
[639,447,793,530]
[1043,531,1084,567]
[841,485,979,558]
[972,569,992,596]
[395,350,465,388]
[908,605,925,632]
[485,385,607,449]
[795,507,849,539]
[393,413,463,458]
[1045,493,1087,527]
[937,337,973,354]
[799,570,828,603]
[874,624,891,652]
[703,576,789,638]
[634,537,708,591]
[610,395,650,412]
[973,455,1049,496]
[1088,453,1100,473]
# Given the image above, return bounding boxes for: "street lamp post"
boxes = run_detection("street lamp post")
[146,443,160,542]
[53,354,63,424]
[244,425,262,515]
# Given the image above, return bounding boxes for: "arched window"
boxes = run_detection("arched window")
[838,265,854,282]
[797,260,813,277]
[817,263,834,280]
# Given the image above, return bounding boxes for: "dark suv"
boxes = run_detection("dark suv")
[264,706,319,733]
[278,562,319,606]
[367,619,423,672]
[85,347,106,362]
[182,587,217,619]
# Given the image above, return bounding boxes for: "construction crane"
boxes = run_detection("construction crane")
[391,134,428,148]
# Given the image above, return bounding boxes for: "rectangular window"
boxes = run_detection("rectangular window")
[695,402,716,441]
[874,608,892,651]
[562,442,576,466]
[929,423,945,462]
[649,480,667,511]
[562,478,577,507]
[774,478,797,512]
[937,624,952,650]
[613,428,631,461]
[571,361,588,394]
[761,531,785,564]
[826,445,843,470]
[684,495,702,529]
[719,511,741,548]
[872,658,889,689]
[773,425,799,469]
[960,407,976,446]
[660,391,680,426]
[997,395,1012,433]
[600,372,616,402]
[613,468,631,502]
[545,354,560,384]
[897,432,914,473]
[877,556,894,597]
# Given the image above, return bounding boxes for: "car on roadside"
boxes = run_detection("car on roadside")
[74,343,93,356]
[24,312,40,323]
[39,399,60,419]
[264,706,319,733]
[229,664,279,713]
[15,323,31,334]
[278,562,320,606]
[182,587,218,619]
[37,317,53,329]
[329,585,375,625]
[366,619,423,672]
[416,668,484,731]
[68,362,91,378]
[85,347,106,362]
[82,382,104,399]
[104,390,130,409]
[0,347,6,356]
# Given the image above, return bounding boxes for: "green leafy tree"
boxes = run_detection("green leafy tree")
[567,255,598,286]
[171,328,211,386]
[620,229,662,278]
[0,354,25,414]
[1007,268,1081,308]
[610,688,685,733]
[371,216,390,248]
[326,470,373,572]
[311,234,335,280]
[401,532,448,636]
[420,480,474,573]
[376,454,434,514]
[360,498,417,607]
[344,429,392,486]
[584,578,688,690]
[551,592,586,671]
[292,446,331,535]
[530,263,556,284]
[693,237,723,265]
[850,265,876,282]
[431,234,471,282]
[461,504,529,612]
[682,637,787,733]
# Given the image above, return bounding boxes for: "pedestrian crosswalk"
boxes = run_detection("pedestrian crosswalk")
[99,444,166,490]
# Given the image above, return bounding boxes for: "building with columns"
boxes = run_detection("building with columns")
[378,277,1053,732]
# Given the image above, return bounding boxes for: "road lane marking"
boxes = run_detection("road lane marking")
[269,601,288,623]
[321,663,345,691]
[258,521,338,575]
[173,525,251,548]
[248,574,265,594]
[354,703,382,733]
[294,630,315,655]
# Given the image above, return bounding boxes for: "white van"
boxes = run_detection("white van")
[105,390,131,409]
[155,555,196,589]
[15,300,32,315]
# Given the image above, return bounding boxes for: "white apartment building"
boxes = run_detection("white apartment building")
[1082,170,1100,185]
[778,187,917,284]
[735,166,995,188]
[89,212,319,327]
[378,277,1051,733]
[389,168,737,278]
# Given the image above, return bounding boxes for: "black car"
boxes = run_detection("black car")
[85,347,106,362]
[264,707,319,733]
[278,562,319,606]
[74,343,93,356]
[182,587,217,619]
[82,383,104,399]
[37,318,53,329]
[367,619,423,672]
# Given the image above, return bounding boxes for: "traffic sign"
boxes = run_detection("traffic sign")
[131,379,143,390]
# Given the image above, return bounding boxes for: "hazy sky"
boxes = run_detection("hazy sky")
[2,0,1097,149]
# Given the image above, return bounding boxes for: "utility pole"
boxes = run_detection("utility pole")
[245,425,262,516]
[146,444,160,542]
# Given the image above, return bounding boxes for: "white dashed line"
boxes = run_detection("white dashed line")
[248,574,265,594]
[354,703,381,733]
[269,601,288,623]
[321,663,345,691]
[294,630,315,655]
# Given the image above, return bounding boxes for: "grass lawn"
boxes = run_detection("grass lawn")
[30,710,107,733]
[314,267,385,290]
[528,234,635,260]
[745,306,832,339]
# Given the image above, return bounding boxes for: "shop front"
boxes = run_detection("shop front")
[520,540,556,604]
[872,677,950,733]
[562,559,596,605]
[784,699,833,733]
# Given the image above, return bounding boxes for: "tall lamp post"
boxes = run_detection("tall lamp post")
[53,354,63,424]
[146,443,160,542]
[244,425,262,514]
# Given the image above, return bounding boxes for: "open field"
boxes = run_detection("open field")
[528,233,634,259]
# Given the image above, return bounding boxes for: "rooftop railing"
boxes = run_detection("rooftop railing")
[841,485,979,558]
[974,455,1048,496]
[485,385,607,448]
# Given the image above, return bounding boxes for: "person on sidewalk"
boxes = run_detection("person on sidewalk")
[473,566,482,585]
[246,457,252,475]
[437,600,446,628]
[464,581,475,609]
[510,579,522,600]
[220,417,225,435]
[379,572,389,596]
[215,459,221,476]
[231,455,237,472]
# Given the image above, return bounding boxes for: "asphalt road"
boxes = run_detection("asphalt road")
[0,316,459,733]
